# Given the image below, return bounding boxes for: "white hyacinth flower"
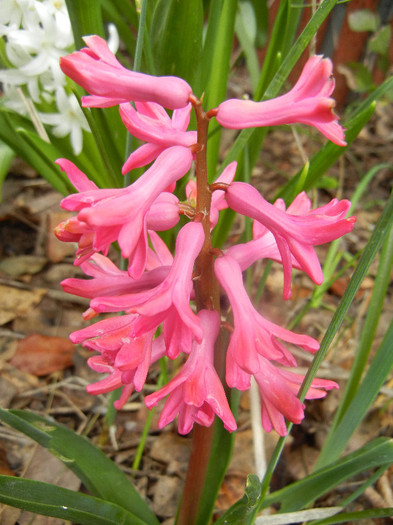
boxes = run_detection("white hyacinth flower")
[39,87,90,155]
[0,0,103,155]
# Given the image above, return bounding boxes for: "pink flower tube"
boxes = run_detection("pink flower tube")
[61,253,170,299]
[215,255,319,388]
[57,145,192,277]
[253,355,338,436]
[145,310,237,434]
[120,101,197,173]
[60,35,192,110]
[226,183,356,299]
[216,56,346,146]
[226,193,312,271]
[89,221,205,356]
[71,315,166,409]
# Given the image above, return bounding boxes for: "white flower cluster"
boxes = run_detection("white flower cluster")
[0,0,89,154]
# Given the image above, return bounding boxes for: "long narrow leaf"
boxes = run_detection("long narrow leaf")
[0,111,70,194]
[331,217,393,425]
[0,139,15,200]
[204,0,238,180]
[262,437,393,513]
[0,409,159,525]
[316,316,393,468]
[65,0,105,49]
[0,476,148,525]
[150,0,203,91]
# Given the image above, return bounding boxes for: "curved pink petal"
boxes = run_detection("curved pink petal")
[60,35,192,110]
[216,56,346,146]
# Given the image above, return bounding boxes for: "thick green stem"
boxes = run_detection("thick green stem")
[176,97,223,525]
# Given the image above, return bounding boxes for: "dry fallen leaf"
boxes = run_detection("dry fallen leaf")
[0,284,46,325]
[0,255,47,278]
[10,333,75,376]
[0,440,15,476]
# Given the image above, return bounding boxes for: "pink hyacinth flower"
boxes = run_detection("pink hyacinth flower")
[145,309,237,434]
[226,191,320,272]
[146,231,174,270]
[120,101,197,173]
[60,35,192,110]
[216,56,346,146]
[57,146,192,278]
[253,354,338,436]
[61,253,169,299]
[71,315,166,409]
[215,255,320,388]
[89,221,205,356]
[226,183,356,299]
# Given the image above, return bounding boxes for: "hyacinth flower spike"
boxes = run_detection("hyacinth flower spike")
[120,101,197,173]
[145,309,237,434]
[57,145,193,277]
[216,55,346,146]
[226,182,356,299]
[215,255,320,388]
[60,35,192,110]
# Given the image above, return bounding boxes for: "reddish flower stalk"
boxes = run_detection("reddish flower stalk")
[176,94,223,525]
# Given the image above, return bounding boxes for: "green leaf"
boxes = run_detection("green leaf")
[0,139,15,201]
[348,9,379,33]
[262,438,393,513]
[215,474,261,524]
[0,476,149,525]
[316,316,393,468]
[235,4,261,92]
[368,24,391,56]
[330,190,393,424]
[0,110,71,195]
[242,0,268,48]
[100,0,137,59]
[0,409,159,525]
[203,0,238,179]
[65,0,105,49]
[150,0,204,91]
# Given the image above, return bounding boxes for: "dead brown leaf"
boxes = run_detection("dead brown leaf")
[0,255,47,278]
[10,333,75,376]
[0,440,15,476]
[0,284,46,325]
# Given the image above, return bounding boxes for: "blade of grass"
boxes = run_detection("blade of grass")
[262,437,393,513]
[204,0,238,180]
[0,409,159,524]
[0,111,71,194]
[330,219,393,428]
[316,315,393,468]
[0,139,15,200]
[0,476,148,525]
